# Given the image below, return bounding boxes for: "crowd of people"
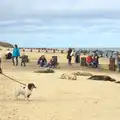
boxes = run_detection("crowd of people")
[1,44,57,68]
[1,45,120,72]
[67,48,120,72]
[67,48,99,68]
[2,44,28,67]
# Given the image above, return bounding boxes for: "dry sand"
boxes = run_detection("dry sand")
[0,51,120,120]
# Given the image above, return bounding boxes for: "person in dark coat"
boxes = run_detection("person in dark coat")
[74,50,80,63]
[37,55,47,67]
[5,49,12,59]
[67,48,73,65]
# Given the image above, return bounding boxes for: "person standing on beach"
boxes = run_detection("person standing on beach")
[93,53,99,68]
[67,48,73,65]
[12,44,20,66]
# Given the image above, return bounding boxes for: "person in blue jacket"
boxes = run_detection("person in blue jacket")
[12,44,20,66]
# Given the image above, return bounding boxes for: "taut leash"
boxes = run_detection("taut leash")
[1,71,26,86]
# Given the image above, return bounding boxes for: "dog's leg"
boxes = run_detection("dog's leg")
[27,94,31,101]
[24,93,28,101]
[24,96,28,101]
[24,93,31,101]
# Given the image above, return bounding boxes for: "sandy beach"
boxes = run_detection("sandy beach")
[0,51,120,120]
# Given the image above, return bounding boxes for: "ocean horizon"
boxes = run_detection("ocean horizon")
[19,47,120,51]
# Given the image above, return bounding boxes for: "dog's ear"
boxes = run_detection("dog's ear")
[32,83,36,88]
[28,83,33,90]
[33,84,36,88]
[28,83,36,90]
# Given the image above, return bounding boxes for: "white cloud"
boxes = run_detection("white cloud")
[0,0,120,15]
[0,20,17,25]
[21,19,44,24]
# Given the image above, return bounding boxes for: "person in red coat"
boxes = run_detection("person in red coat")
[86,55,93,66]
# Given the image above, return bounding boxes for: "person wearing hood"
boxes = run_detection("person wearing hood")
[12,44,20,66]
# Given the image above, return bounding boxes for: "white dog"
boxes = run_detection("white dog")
[15,83,36,100]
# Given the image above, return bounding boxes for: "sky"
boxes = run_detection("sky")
[0,0,120,48]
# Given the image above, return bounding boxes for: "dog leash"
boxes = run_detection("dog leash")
[0,69,26,86]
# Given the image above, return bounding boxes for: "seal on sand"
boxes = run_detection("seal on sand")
[88,75,116,82]
[72,71,92,76]
[60,73,77,80]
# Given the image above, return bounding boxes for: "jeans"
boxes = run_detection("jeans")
[40,61,46,67]
[45,64,55,68]
[93,60,98,68]
[12,57,18,66]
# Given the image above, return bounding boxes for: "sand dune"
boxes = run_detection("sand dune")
[0,41,13,48]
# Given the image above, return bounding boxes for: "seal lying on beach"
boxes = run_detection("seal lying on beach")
[60,73,77,80]
[34,68,55,73]
[115,81,120,84]
[88,75,116,82]
[72,71,92,76]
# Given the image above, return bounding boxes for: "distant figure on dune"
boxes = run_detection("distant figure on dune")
[37,55,47,67]
[67,48,73,65]
[12,44,20,66]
